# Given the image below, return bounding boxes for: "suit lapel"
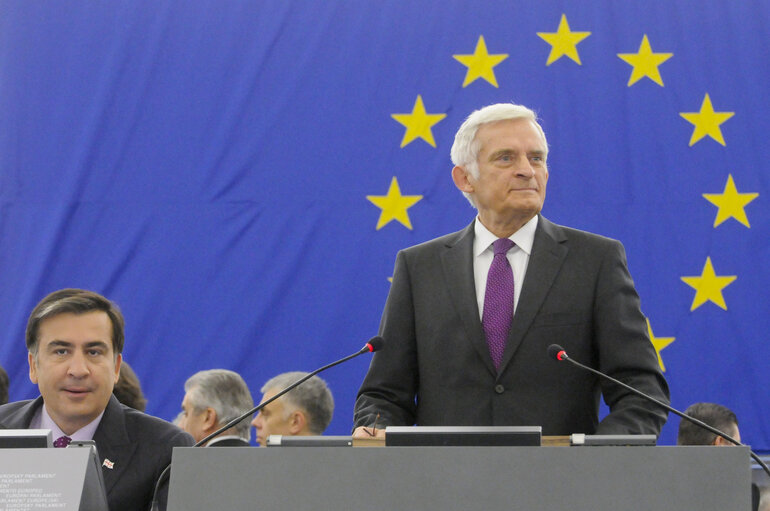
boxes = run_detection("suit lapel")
[441,221,498,376]
[498,216,568,372]
[93,396,138,495]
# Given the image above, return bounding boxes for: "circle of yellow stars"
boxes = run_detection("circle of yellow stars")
[364,13,760,372]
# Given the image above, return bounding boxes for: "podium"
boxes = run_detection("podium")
[167,445,751,510]
[0,447,108,510]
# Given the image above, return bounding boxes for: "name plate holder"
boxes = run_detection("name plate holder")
[0,447,108,511]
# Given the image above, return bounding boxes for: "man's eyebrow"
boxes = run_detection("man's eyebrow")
[46,340,73,349]
[46,340,110,349]
[83,341,110,349]
[488,149,516,159]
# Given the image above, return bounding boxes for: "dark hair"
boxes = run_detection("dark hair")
[0,364,9,405]
[113,361,147,412]
[26,288,125,356]
[677,402,738,445]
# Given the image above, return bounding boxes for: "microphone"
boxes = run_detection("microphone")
[547,344,770,478]
[149,336,384,510]
[364,336,384,353]
[547,344,567,361]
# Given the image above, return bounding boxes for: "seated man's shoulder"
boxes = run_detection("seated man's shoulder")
[0,399,38,423]
[119,405,194,447]
[0,400,30,414]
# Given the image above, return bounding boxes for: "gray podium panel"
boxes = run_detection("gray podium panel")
[168,446,751,511]
[0,447,108,511]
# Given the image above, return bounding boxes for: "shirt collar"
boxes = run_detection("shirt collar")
[207,435,248,446]
[39,403,105,441]
[473,215,539,257]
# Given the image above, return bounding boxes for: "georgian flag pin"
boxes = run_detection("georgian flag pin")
[103,459,115,469]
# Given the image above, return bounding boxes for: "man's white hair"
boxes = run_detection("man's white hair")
[450,103,548,207]
[261,372,334,435]
[185,369,254,441]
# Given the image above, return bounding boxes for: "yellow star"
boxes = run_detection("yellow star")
[617,35,673,87]
[453,35,509,88]
[681,257,737,311]
[537,14,591,66]
[646,318,674,372]
[366,177,423,230]
[391,95,447,148]
[703,174,759,228]
[680,94,734,146]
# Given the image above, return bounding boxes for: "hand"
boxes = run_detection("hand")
[353,425,386,439]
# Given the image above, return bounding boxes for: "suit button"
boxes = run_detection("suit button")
[494,384,505,394]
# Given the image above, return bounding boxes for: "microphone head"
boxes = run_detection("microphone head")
[547,344,567,361]
[365,336,385,353]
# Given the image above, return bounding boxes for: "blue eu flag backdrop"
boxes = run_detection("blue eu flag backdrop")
[0,1,767,448]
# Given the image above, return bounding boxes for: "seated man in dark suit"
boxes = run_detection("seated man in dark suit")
[354,102,670,438]
[179,369,254,446]
[0,288,193,511]
[677,402,760,511]
[677,402,741,445]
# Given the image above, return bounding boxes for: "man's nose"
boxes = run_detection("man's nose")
[67,351,90,377]
[514,157,535,177]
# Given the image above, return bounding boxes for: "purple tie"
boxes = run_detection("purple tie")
[482,238,515,370]
[53,435,72,448]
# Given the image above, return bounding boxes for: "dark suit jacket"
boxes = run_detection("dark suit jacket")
[354,216,670,436]
[0,395,194,511]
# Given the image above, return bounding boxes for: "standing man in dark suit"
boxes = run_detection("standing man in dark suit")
[353,103,669,438]
[178,369,254,447]
[0,288,193,511]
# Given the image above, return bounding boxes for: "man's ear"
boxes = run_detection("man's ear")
[288,410,307,435]
[28,352,38,384]
[451,165,475,194]
[113,353,122,384]
[203,408,219,431]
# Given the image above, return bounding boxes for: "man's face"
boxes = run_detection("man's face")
[250,389,292,446]
[28,311,121,435]
[179,390,208,443]
[458,118,548,227]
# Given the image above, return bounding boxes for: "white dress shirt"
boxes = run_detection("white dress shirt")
[473,215,538,319]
